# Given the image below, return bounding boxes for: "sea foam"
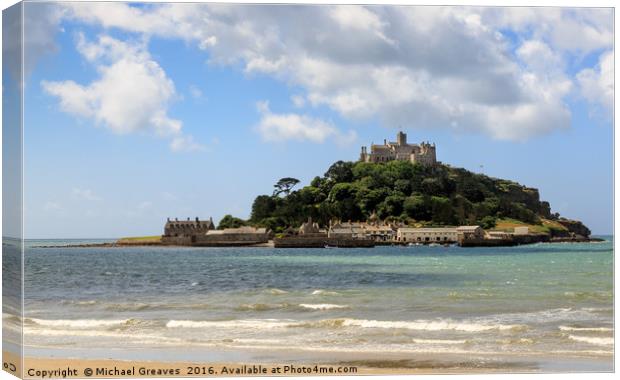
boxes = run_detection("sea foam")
[165,317,525,333]
[166,319,292,329]
[311,289,340,296]
[298,304,349,310]
[339,319,526,332]
[559,326,613,332]
[411,338,467,345]
[27,318,133,328]
[568,335,614,346]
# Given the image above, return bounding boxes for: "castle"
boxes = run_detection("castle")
[359,132,437,165]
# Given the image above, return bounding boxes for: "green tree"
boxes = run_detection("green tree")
[250,195,277,222]
[430,196,454,224]
[273,177,300,197]
[217,214,248,230]
[377,194,405,219]
[394,179,412,195]
[404,194,430,220]
[248,159,560,230]
[325,161,354,183]
[479,216,497,229]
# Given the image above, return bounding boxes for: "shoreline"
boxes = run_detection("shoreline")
[32,237,607,249]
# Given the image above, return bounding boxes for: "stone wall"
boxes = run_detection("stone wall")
[195,232,269,245]
[274,236,375,248]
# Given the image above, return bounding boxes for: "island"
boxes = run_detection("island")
[44,132,599,249]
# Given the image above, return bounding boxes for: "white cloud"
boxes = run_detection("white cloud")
[256,101,356,145]
[577,50,613,114]
[329,5,396,46]
[189,85,204,100]
[484,7,613,55]
[72,188,102,201]
[42,33,206,151]
[291,94,306,108]
[45,4,614,140]
[170,135,206,152]
[42,34,181,136]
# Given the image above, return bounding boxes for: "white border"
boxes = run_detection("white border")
[0,2,616,380]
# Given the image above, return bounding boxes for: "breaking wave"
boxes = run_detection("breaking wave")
[568,335,614,346]
[411,338,468,345]
[166,318,525,332]
[298,304,349,310]
[559,326,613,332]
[338,319,526,332]
[26,318,136,328]
[166,319,292,329]
[311,289,341,296]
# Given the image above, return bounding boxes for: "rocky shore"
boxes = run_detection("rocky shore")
[33,235,606,249]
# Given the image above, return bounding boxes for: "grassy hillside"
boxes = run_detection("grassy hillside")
[492,218,569,235]
[247,160,572,233]
[117,236,162,244]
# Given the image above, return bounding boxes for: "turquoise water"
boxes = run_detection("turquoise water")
[17,239,613,369]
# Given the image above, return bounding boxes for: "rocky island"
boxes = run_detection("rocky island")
[41,132,598,249]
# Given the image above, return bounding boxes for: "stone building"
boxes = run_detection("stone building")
[299,217,327,237]
[164,217,214,237]
[363,224,395,242]
[514,226,529,235]
[162,217,269,246]
[359,131,436,166]
[327,216,397,242]
[396,227,458,243]
[328,221,366,239]
[456,225,485,241]
[199,227,270,245]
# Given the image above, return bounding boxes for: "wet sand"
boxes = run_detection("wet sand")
[6,350,613,378]
[4,353,453,378]
[4,350,546,378]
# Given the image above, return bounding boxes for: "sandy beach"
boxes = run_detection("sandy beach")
[6,350,554,378]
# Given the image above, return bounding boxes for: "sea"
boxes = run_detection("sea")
[10,238,615,371]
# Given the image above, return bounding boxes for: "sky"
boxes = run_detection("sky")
[4,1,613,238]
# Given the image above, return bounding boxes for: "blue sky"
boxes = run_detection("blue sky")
[11,2,613,238]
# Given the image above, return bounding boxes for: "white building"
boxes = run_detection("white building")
[396,227,457,243]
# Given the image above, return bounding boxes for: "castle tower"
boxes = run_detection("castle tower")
[396,131,407,146]
[360,146,368,162]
